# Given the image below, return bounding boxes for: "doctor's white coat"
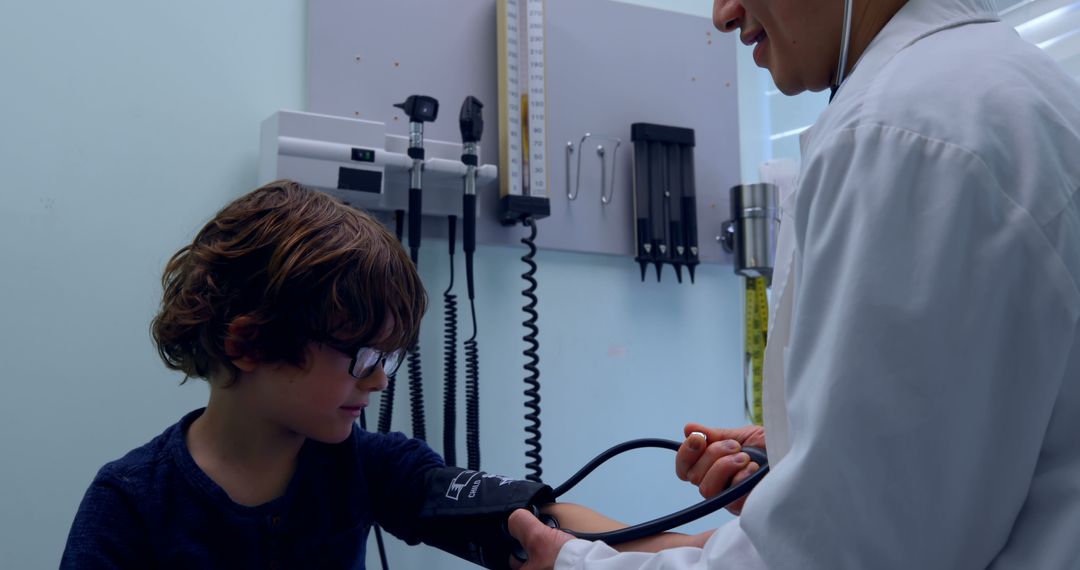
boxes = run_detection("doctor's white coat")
[556,0,1080,567]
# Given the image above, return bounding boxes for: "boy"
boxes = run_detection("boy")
[62,180,706,569]
[62,180,444,568]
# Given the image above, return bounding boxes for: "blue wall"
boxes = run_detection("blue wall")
[0,2,746,568]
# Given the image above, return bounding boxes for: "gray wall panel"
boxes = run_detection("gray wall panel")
[308,0,740,263]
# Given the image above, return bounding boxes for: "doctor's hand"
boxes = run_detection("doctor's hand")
[507,508,575,570]
[675,423,766,515]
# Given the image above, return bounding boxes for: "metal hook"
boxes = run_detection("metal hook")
[597,145,606,204]
[599,139,621,204]
[565,133,622,204]
[566,141,577,200]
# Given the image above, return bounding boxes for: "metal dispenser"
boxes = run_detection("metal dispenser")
[721,183,781,281]
[721,183,781,425]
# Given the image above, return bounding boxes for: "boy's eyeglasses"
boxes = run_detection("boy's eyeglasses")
[346,347,405,380]
[322,338,405,380]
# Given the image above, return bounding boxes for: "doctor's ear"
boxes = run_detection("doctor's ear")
[224,316,261,372]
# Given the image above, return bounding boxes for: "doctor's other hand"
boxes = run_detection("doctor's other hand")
[507,508,575,570]
[676,423,766,515]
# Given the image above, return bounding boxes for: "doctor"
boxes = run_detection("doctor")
[509,0,1080,567]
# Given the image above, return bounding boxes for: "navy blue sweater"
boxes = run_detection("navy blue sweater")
[61,409,444,569]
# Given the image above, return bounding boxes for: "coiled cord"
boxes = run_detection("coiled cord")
[377,373,396,435]
[465,300,480,471]
[378,210,407,436]
[520,217,542,482]
[397,207,425,442]
[407,343,426,441]
[442,216,459,467]
[406,196,425,441]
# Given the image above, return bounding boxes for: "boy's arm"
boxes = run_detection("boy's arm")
[61,472,151,569]
[359,432,446,544]
[412,464,712,567]
[541,502,714,551]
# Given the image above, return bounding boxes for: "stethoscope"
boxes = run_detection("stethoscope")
[531,439,769,545]
[830,0,855,102]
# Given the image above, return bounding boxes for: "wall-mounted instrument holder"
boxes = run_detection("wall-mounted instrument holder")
[299,0,742,263]
[259,110,499,220]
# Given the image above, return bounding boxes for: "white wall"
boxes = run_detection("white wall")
[0,2,753,568]
[0,2,304,566]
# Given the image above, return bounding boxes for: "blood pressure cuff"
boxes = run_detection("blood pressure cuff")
[414,466,555,569]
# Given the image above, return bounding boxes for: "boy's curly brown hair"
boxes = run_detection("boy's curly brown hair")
[151,180,426,385]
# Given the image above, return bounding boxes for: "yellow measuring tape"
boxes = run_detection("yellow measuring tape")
[744,277,769,426]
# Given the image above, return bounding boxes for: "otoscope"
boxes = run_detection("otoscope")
[459,95,484,471]
[394,94,439,442]
[441,96,485,468]
[394,95,440,265]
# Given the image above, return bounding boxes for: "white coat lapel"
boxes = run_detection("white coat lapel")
[762,168,799,464]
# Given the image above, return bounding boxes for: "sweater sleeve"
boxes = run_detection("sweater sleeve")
[358,430,446,544]
[61,466,152,569]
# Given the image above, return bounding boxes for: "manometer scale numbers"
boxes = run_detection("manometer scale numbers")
[498,0,547,198]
